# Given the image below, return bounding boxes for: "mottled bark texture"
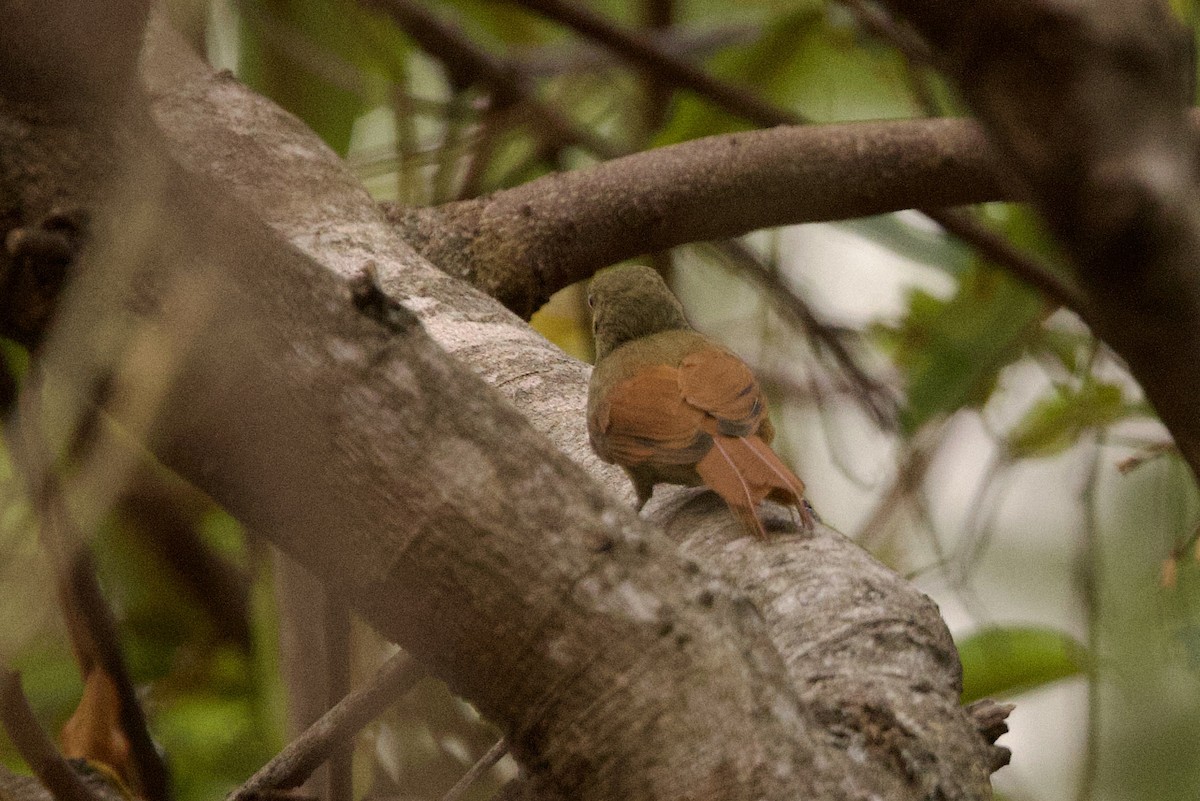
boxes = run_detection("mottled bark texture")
[0,5,999,801]
[877,0,1200,483]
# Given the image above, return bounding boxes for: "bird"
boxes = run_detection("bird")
[586,264,814,539]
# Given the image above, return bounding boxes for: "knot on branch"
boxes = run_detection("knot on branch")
[1,207,88,349]
[965,698,1014,772]
[349,264,418,334]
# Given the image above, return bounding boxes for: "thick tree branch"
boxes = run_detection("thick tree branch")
[873,0,1200,480]
[137,16,995,801]
[0,6,855,801]
[389,117,1016,316]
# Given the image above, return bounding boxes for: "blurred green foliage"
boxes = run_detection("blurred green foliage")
[957,626,1088,703]
[881,264,1044,434]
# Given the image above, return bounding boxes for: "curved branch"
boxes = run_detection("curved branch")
[389,117,1018,316]
[0,672,105,801]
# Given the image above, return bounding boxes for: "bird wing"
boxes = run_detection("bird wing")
[589,363,711,465]
[678,345,768,438]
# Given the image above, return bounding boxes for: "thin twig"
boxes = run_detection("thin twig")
[708,240,900,429]
[858,422,945,547]
[838,0,944,116]
[9,387,172,801]
[923,208,1090,317]
[638,0,675,134]
[508,0,801,128]
[439,737,508,801]
[323,598,353,801]
[515,23,757,78]
[363,0,621,159]
[837,0,934,66]
[0,671,105,801]
[1116,440,1176,474]
[1075,434,1104,801]
[230,651,425,801]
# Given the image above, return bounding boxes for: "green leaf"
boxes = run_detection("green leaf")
[156,687,278,801]
[1007,381,1142,458]
[958,625,1088,703]
[884,265,1044,433]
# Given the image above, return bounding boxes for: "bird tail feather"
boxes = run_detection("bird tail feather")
[696,435,811,538]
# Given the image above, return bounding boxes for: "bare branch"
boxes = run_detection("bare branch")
[837,0,934,66]
[62,553,172,801]
[507,0,801,127]
[232,652,425,800]
[924,208,1089,314]
[390,117,1013,316]
[9,387,172,801]
[439,738,508,801]
[322,600,352,801]
[515,23,758,78]
[362,0,620,159]
[0,671,105,801]
[706,239,900,429]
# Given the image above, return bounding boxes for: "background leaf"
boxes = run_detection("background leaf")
[958,625,1088,703]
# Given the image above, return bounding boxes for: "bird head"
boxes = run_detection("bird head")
[588,265,691,360]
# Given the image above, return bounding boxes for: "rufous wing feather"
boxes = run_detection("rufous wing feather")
[590,363,710,466]
[679,346,766,436]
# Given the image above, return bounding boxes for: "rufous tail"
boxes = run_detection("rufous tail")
[696,435,813,538]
